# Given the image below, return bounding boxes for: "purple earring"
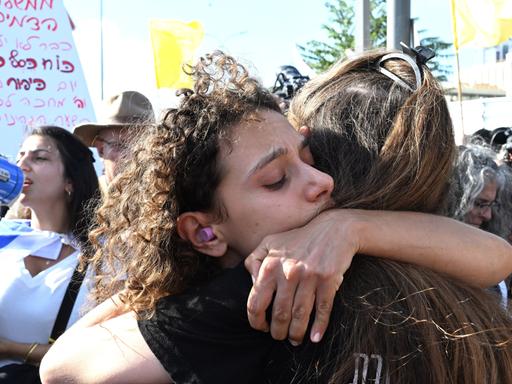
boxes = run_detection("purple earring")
[198,227,215,242]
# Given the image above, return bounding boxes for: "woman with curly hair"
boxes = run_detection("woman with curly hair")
[447,144,512,307]
[41,51,512,383]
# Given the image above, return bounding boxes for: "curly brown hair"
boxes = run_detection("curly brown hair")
[84,52,280,314]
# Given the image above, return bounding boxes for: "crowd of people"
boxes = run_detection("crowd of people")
[0,44,511,384]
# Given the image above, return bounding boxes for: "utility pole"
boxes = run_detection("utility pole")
[355,0,370,53]
[387,0,411,50]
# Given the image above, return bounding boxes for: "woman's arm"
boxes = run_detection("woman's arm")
[0,338,51,365]
[39,298,170,384]
[245,209,512,345]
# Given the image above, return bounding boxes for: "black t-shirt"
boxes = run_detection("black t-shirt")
[138,263,312,384]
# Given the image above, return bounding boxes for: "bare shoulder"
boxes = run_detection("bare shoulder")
[40,311,171,384]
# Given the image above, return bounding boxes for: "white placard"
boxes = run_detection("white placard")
[0,0,95,160]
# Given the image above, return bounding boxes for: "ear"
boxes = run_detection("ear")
[298,125,311,138]
[94,137,105,158]
[64,180,73,196]
[177,212,227,257]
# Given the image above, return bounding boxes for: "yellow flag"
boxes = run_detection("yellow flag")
[150,20,204,89]
[451,0,512,48]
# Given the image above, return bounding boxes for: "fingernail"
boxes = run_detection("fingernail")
[311,332,322,343]
[289,339,300,347]
[251,275,255,284]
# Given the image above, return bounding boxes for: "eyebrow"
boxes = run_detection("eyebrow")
[248,138,308,177]
[18,148,52,156]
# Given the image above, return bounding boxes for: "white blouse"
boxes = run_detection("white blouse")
[0,248,90,367]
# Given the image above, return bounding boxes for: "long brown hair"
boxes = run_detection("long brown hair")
[288,50,512,383]
[289,50,455,212]
[84,52,280,314]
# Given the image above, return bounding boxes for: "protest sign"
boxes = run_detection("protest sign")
[0,0,95,160]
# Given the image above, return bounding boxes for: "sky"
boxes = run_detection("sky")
[63,0,476,115]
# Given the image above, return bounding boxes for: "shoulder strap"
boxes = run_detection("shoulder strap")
[48,262,87,343]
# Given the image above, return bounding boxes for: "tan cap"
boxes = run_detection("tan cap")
[73,91,155,146]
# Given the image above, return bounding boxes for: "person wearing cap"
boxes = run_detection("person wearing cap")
[73,91,155,195]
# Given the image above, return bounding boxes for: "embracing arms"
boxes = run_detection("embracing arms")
[245,209,512,345]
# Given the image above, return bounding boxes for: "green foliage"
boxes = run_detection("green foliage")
[418,34,453,82]
[299,0,452,82]
[298,0,386,73]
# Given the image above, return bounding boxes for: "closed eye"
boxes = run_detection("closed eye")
[264,175,287,191]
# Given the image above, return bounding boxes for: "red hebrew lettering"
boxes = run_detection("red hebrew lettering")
[6,77,20,90]
[42,57,52,70]
[61,60,74,73]
[33,98,44,108]
[60,41,71,51]
[0,56,5,67]
[20,0,38,10]
[5,93,13,107]
[40,0,53,10]
[72,96,85,109]
[9,15,27,29]
[25,57,36,69]
[5,114,15,126]
[19,78,30,90]
[56,80,65,91]
[41,17,57,31]
[32,78,45,90]
[25,16,41,31]
[3,1,14,9]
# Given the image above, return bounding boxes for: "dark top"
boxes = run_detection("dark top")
[138,263,318,384]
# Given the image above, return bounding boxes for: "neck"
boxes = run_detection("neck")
[30,201,70,234]
[219,249,244,268]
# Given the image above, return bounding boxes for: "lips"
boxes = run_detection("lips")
[22,177,33,190]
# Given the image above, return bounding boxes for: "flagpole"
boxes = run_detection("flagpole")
[100,0,104,100]
[450,0,465,140]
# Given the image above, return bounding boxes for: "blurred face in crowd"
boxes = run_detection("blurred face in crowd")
[94,127,128,184]
[16,135,71,210]
[465,179,498,228]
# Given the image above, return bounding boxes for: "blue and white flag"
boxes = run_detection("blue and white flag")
[0,220,77,261]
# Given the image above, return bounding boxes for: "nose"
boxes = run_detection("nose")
[304,165,334,203]
[481,206,493,222]
[17,154,30,172]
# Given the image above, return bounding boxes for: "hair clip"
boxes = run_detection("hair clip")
[376,42,435,92]
[399,42,435,66]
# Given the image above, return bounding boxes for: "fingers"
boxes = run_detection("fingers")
[287,278,316,345]
[246,267,277,333]
[246,244,274,332]
[244,245,268,283]
[268,265,301,341]
[309,277,342,343]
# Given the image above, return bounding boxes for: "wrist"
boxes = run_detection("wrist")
[321,209,366,255]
